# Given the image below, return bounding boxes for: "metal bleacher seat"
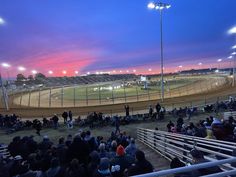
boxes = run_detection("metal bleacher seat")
[0,144,11,158]
[224,111,236,120]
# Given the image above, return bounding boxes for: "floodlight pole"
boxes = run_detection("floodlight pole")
[233,51,236,87]
[233,37,236,87]
[148,2,170,102]
[160,9,164,102]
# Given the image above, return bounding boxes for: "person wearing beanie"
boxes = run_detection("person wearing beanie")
[93,158,111,177]
[116,145,125,156]
[127,150,153,176]
[211,118,227,140]
[110,145,134,176]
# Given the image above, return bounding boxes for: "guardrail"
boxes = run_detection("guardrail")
[133,157,236,177]
[224,111,236,120]
[137,128,236,176]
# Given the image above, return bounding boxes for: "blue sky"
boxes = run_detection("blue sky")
[0,0,236,76]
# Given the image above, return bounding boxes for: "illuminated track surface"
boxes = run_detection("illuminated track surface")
[1,74,235,118]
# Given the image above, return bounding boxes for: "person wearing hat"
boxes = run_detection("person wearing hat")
[211,118,227,140]
[190,149,222,176]
[127,150,153,176]
[110,145,134,176]
[93,157,111,177]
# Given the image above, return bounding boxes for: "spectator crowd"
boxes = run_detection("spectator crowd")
[0,130,154,177]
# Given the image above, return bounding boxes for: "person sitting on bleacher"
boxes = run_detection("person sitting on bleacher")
[110,145,134,176]
[170,157,190,177]
[125,138,137,158]
[127,150,153,176]
[190,149,222,176]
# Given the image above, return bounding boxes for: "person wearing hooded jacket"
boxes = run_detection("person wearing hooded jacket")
[110,145,134,177]
[127,150,153,176]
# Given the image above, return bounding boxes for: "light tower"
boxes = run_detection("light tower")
[228,26,236,86]
[148,2,171,101]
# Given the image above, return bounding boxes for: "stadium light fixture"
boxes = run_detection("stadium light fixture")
[228,56,233,59]
[133,69,136,73]
[232,45,236,50]
[198,62,202,66]
[178,65,183,68]
[0,17,5,25]
[87,72,90,75]
[31,70,37,74]
[228,26,236,34]
[18,66,26,71]
[48,70,53,75]
[217,59,222,70]
[62,70,67,75]
[147,2,155,9]
[75,71,79,75]
[126,70,129,73]
[119,70,122,73]
[148,1,171,101]
[232,52,236,55]
[1,63,11,68]
[148,68,152,72]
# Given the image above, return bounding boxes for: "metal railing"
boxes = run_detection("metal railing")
[133,157,236,177]
[137,128,236,176]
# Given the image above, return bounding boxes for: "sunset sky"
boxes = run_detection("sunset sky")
[0,0,236,77]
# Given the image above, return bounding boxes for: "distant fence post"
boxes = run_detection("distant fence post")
[28,90,31,107]
[38,89,41,108]
[199,81,203,92]
[166,80,170,97]
[19,93,23,107]
[10,94,14,108]
[86,87,88,106]
[124,83,127,103]
[147,88,150,101]
[73,86,76,107]
[49,87,52,107]
[61,86,63,107]
[112,87,114,104]
[136,86,139,102]
[99,86,101,104]
[178,87,181,97]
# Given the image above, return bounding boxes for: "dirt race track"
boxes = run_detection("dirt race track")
[1,75,236,118]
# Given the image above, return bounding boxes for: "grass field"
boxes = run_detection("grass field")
[51,78,197,100]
